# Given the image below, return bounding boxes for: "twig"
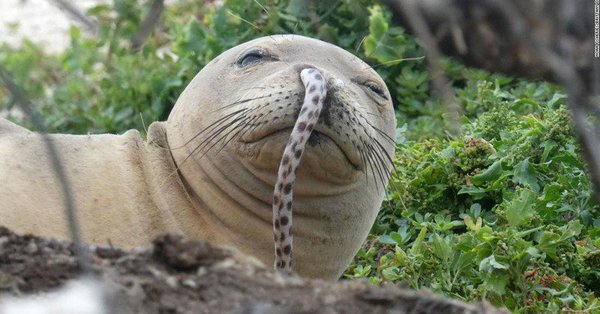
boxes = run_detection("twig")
[131,0,165,51]
[0,65,91,273]
[390,0,463,136]
[49,0,99,36]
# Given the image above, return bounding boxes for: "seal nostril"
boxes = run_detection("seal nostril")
[293,63,315,73]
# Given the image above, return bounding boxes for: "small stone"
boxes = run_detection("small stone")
[165,276,178,289]
[182,278,197,289]
[25,241,38,254]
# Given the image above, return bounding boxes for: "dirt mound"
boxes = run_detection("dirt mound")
[0,227,506,313]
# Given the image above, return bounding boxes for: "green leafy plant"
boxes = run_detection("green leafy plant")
[347,67,599,312]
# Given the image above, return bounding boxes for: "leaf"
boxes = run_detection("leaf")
[285,0,310,18]
[451,251,476,276]
[432,234,453,262]
[478,255,510,295]
[396,123,407,144]
[464,216,482,231]
[558,220,582,242]
[363,5,406,64]
[537,231,561,259]
[479,255,509,273]
[542,184,562,203]
[540,140,557,163]
[552,153,583,168]
[379,234,396,245]
[537,221,582,259]
[410,227,427,255]
[378,231,407,245]
[394,246,409,265]
[381,266,401,281]
[471,160,503,185]
[513,158,540,192]
[546,92,567,108]
[457,186,487,199]
[505,188,537,227]
[86,4,112,16]
[483,272,510,296]
[177,19,207,53]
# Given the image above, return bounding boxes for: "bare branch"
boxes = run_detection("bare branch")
[384,0,594,93]
[49,0,99,36]
[392,0,463,135]
[131,0,165,51]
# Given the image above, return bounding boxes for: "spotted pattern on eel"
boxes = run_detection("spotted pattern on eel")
[273,68,327,272]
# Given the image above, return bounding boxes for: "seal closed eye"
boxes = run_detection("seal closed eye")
[0,34,396,280]
[237,48,277,67]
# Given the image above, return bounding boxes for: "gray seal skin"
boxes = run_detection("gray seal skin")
[0,35,396,279]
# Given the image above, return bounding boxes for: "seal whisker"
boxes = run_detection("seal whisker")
[182,114,250,165]
[357,146,371,186]
[210,114,266,157]
[345,106,396,194]
[361,109,386,119]
[340,106,391,190]
[215,94,274,112]
[194,112,253,151]
[370,137,396,197]
[175,108,249,149]
[362,142,378,188]
[370,134,395,168]
[199,103,273,158]
[367,138,392,192]
[368,134,401,198]
[239,85,269,92]
[183,96,281,163]
[162,113,256,187]
[366,121,396,145]
[368,132,400,192]
[367,145,384,189]
[346,107,395,146]
[166,109,264,188]
[189,101,270,148]
[364,142,387,192]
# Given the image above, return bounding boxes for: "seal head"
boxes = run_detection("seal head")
[167,35,396,279]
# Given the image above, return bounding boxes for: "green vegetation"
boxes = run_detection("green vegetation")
[0,0,598,312]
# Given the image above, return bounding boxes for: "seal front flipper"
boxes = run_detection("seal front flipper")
[0,118,31,136]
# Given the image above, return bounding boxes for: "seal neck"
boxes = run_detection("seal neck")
[140,122,220,242]
[181,149,275,255]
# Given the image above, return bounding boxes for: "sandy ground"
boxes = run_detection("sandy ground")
[0,0,180,53]
[0,0,110,53]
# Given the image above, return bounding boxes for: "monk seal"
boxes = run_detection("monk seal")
[0,35,396,279]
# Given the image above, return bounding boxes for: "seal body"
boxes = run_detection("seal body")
[0,35,396,279]
[0,119,211,246]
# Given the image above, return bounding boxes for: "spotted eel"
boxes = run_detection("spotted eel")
[272,68,327,272]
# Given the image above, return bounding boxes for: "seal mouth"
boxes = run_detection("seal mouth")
[240,125,362,170]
